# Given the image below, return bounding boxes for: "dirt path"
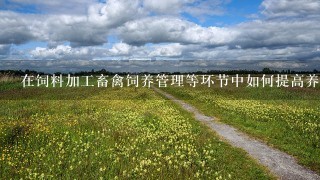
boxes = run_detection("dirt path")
[153,87,320,180]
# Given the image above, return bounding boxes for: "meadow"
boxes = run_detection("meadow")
[163,76,320,174]
[0,78,274,179]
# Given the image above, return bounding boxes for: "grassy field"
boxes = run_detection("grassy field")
[163,78,320,174]
[0,80,274,179]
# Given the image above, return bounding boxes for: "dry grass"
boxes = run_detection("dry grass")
[0,75,21,83]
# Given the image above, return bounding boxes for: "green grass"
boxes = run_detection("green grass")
[0,82,274,179]
[162,82,320,174]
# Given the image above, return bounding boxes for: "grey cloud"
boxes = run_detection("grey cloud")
[0,44,11,59]
[118,17,237,46]
[231,19,320,49]
[261,0,320,18]
[117,15,320,52]
[0,12,35,45]
[143,0,226,19]
[0,0,145,47]
[190,45,320,61]
[6,0,96,14]
[143,0,190,14]
[25,41,320,62]
[1,0,320,61]
[117,7,320,54]
[43,16,108,47]
[184,0,226,18]
[0,45,11,55]
[47,41,64,49]
[0,12,108,47]
[144,0,206,15]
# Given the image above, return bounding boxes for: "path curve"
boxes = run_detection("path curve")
[153,87,320,180]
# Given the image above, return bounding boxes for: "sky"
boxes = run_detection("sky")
[0,0,320,62]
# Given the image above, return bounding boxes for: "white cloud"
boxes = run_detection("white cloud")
[26,41,320,61]
[149,43,184,57]
[30,45,92,60]
[109,43,135,55]
[257,61,308,69]
[88,0,145,27]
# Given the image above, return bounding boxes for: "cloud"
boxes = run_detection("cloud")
[88,0,145,28]
[0,0,320,61]
[6,0,96,14]
[30,45,93,60]
[42,15,109,47]
[0,44,11,59]
[41,0,146,47]
[149,43,185,57]
[231,19,320,49]
[184,0,226,19]
[257,61,309,69]
[117,17,237,46]
[0,45,11,55]
[0,12,35,45]
[143,0,226,19]
[109,43,136,55]
[261,0,320,18]
[1,60,320,73]
[0,0,147,47]
[0,11,106,47]
[26,42,320,61]
[190,45,320,60]
[143,0,191,14]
